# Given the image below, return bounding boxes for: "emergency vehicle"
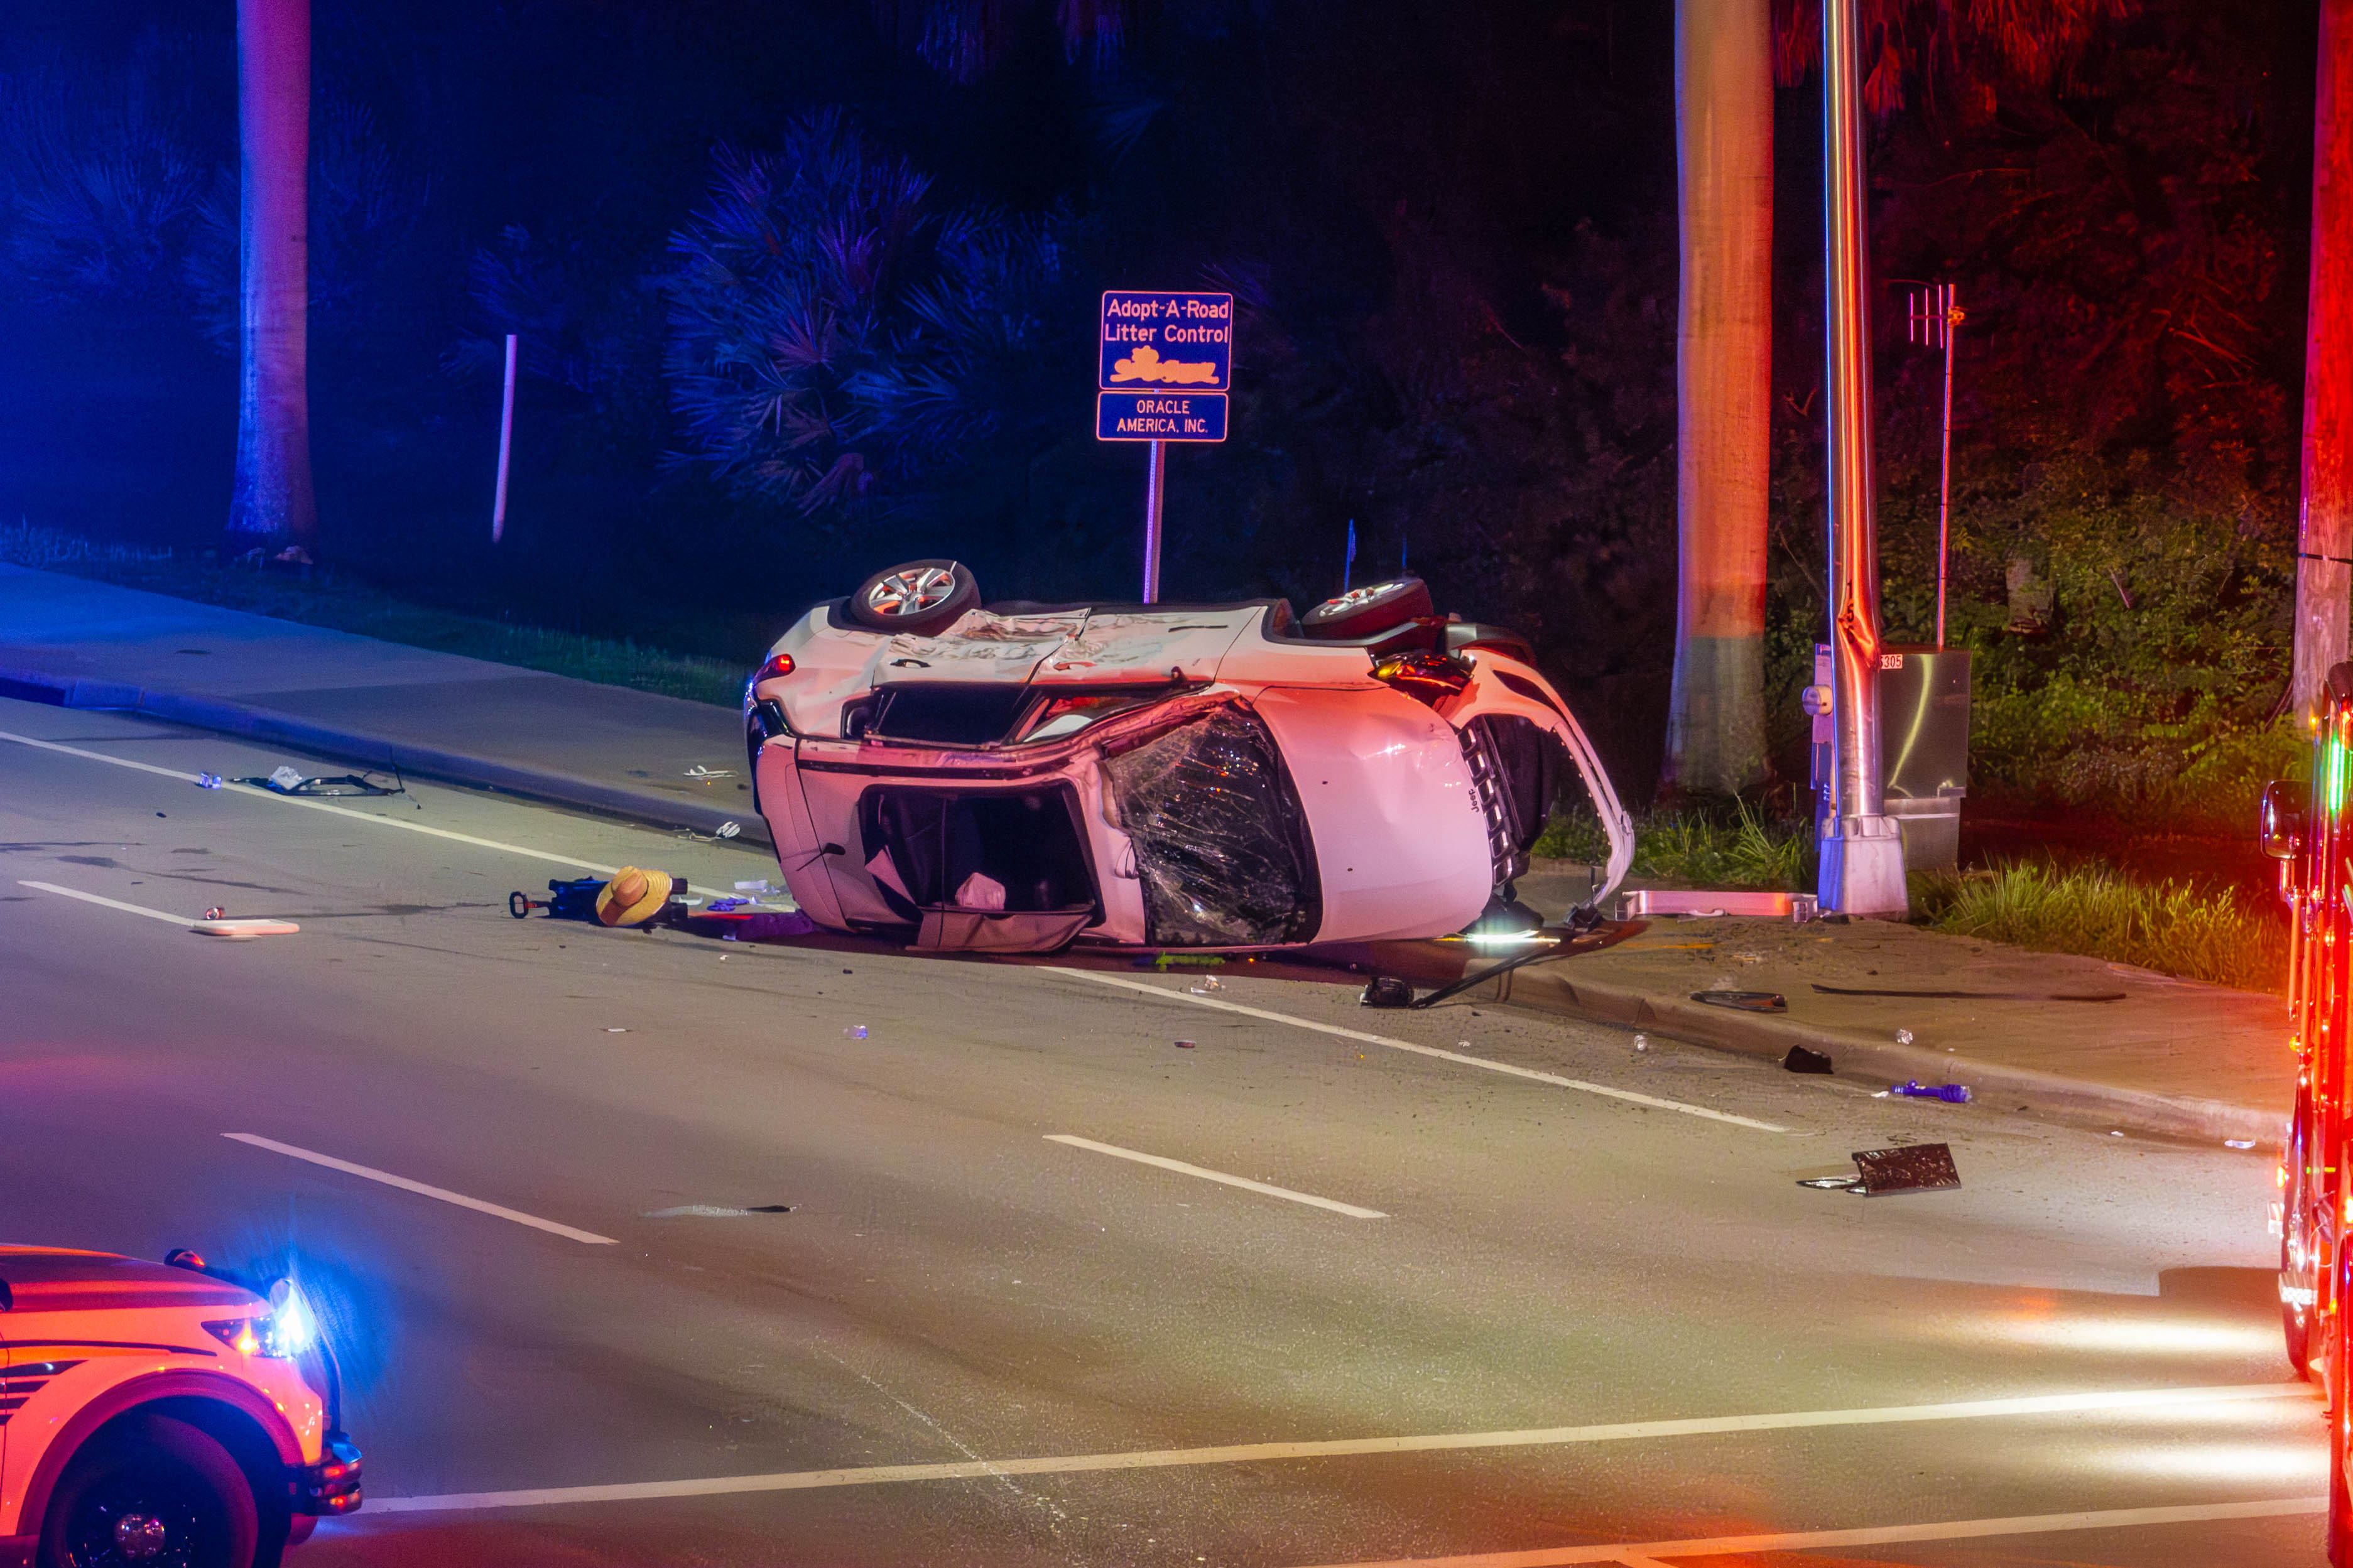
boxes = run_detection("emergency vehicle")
[2265,660,2353,1562]
[0,1246,359,1567]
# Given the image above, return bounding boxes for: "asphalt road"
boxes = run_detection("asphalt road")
[0,694,2322,1567]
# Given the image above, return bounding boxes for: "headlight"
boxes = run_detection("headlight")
[202,1279,318,1359]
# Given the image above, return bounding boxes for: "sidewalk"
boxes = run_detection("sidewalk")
[0,563,766,844]
[1470,911,2289,1145]
[0,562,2294,1146]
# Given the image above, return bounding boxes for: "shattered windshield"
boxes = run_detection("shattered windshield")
[1102,706,1319,947]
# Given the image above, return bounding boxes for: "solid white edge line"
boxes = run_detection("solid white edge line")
[18,880,198,927]
[222,1134,617,1245]
[361,1381,2312,1513]
[1045,1134,1388,1219]
[0,727,619,874]
[1286,1495,2328,1567]
[1047,968,1787,1133]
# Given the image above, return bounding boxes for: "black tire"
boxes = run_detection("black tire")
[847,561,981,637]
[1300,577,1434,639]
[41,1414,260,1568]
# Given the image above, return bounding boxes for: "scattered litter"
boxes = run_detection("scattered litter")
[1782,1045,1834,1074]
[707,896,751,912]
[195,773,223,789]
[204,906,226,921]
[1690,990,1787,1014]
[1886,1079,1971,1104]
[155,811,166,818]
[2109,1130,2125,1137]
[641,1204,793,1218]
[1174,1039,1197,1049]
[1359,975,1414,1008]
[2225,1138,2256,1149]
[844,1025,869,1039]
[193,917,299,939]
[606,1028,629,1033]
[1146,953,1228,969]
[1729,951,1764,965]
[715,821,741,838]
[1894,1028,1915,1046]
[233,767,406,798]
[683,765,737,781]
[1187,977,1225,993]
[1632,1032,1649,1054]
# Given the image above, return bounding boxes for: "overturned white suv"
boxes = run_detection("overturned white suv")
[0,1246,360,1567]
[744,561,1633,955]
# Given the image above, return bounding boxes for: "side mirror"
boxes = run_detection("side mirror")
[2261,779,2306,860]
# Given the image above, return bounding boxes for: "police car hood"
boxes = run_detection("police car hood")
[0,1246,261,1312]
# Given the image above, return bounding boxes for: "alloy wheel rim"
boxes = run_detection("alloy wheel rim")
[868,568,957,615]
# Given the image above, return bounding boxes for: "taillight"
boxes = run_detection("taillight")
[1371,649,1471,706]
[754,652,796,683]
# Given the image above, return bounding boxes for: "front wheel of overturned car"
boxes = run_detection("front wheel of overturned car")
[1300,576,1433,639]
[849,561,981,637]
[41,1414,260,1568]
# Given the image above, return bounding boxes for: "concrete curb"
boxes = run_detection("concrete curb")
[1469,960,2283,1148]
[0,663,771,849]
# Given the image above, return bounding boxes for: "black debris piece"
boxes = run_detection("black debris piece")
[1360,975,1415,1008]
[1850,1142,1962,1195]
[1691,990,1787,1014]
[1782,1044,1835,1074]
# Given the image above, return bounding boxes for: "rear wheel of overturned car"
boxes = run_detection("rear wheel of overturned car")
[849,561,981,637]
[41,1413,261,1568]
[1300,576,1433,639]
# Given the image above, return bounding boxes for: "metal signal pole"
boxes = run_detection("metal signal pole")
[1141,438,1166,603]
[1818,0,1908,917]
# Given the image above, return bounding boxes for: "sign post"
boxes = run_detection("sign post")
[1097,291,1232,602]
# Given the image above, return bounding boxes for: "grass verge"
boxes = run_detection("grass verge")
[0,524,749,707]
[1911,861,2286,993]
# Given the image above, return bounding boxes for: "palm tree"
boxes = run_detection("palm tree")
[226,0,315,560]
[1663,0,2124,796]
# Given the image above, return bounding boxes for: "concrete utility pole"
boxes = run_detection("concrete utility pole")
[226,0,317,558]
[2296,0,2353,730]
[1662,0,1774,798]
[1817,0,1908,917]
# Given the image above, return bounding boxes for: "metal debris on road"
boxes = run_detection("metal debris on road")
[233,767,406,798]
[1800,1142,1963,1195]
[641,1204,793,1218]
[1690,989,1788,1014]
[1632,1032,1649,1054]
[683,765,736,781]
[1895,1027,1915,1046]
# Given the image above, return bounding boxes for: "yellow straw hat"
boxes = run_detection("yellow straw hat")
[594,867,675,927]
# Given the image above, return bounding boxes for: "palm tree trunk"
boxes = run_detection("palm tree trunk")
[1663,0,1773,798]
[227,0,316,556]
[2296,0,2353,729]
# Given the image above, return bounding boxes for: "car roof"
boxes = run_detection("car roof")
[0,1248,261,1312]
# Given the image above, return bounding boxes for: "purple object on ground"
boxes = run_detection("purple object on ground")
[1888,1079,1972,1104]
[726,910,820,940]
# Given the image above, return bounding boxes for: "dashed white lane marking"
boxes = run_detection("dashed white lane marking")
[363,1381,2309,1513]
[19,879,199,927]
[222,1134,617,1245]
[1288,1495,2325,1566]
[0,727,619,874]
[1049,968,1788,1133]
[1044,1134,1388,1219]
